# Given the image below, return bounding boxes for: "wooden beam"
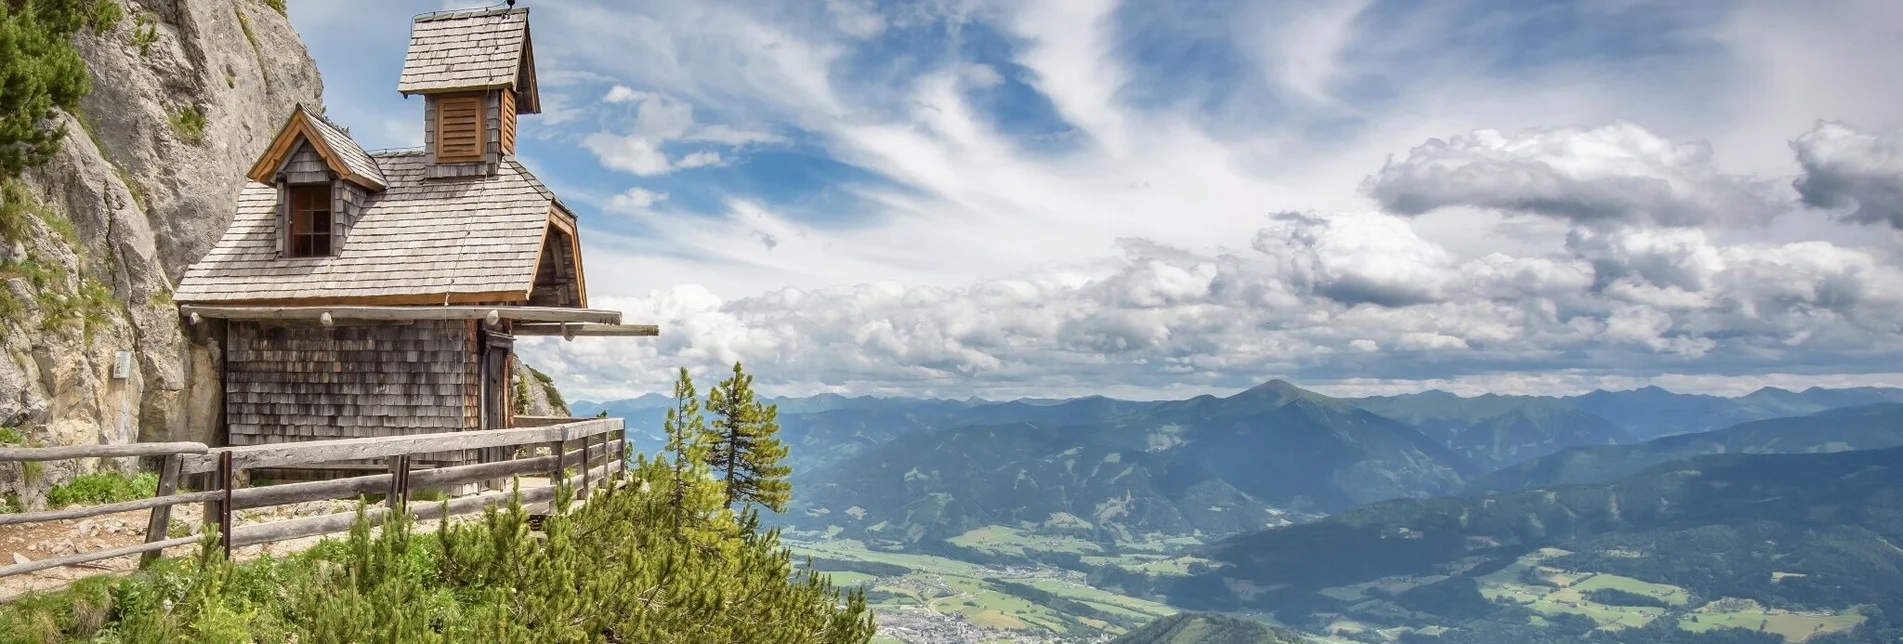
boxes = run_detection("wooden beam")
[0,442,207,463]
[177,305,622,325]
[511,323,658,337]
[0,536,202,578]
[181,419,621,474]
[0,490,221,527]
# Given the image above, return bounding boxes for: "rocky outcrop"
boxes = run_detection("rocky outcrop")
[1,0,321,508]
[512,360,572,418]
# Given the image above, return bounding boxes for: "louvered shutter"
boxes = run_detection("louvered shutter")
[436,95,484,162]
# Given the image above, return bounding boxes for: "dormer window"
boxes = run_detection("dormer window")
[288,185,333,257]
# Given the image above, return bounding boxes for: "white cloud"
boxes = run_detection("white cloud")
[1365,122,1787,228]
[532,207,1903,400]
[607,187,669,212]
[286,0,1903,399]
[825,0,887,38]
[676,150,722,169]
[582,132,673,176]
[1792,121,1903,228]
[585,87,771,175]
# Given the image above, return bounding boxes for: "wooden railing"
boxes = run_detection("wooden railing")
[0,418,625,579]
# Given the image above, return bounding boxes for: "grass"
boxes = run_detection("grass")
[948,524,1103,557]
[235,6,260,56]
[1681,602,1866,642]
[0,427,24,445]
[47,471,161,507]
[1,179,75,246]
[789,535,1178,638]
[168,105,207,144]
[1570,572,1691,607]
[262,0,287,17]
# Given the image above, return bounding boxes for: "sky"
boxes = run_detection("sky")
[286,0,1903,402]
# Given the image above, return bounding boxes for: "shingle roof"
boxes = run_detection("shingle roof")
[175,152,558,304]
[397,7,530,95]
[302,109,387,190]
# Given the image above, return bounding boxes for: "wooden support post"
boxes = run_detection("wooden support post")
[578,434,594,500]
[141,454,184,567]
[386,455,410,511]
[547,440,565,492]
[218,451,235,560]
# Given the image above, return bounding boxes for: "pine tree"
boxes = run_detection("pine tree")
[661,367,727,544]
[705,362,792,513]
[0,0,120,178]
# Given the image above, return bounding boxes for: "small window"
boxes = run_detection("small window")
[288,185,332,257]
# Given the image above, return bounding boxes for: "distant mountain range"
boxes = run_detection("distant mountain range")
[573,382,1903,467]
[1462,403,1903,495]
[577,381,1903,547]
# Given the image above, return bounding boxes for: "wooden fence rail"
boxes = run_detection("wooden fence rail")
[0,418,625,581]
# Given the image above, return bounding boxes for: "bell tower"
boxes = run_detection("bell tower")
[396,6,541,178]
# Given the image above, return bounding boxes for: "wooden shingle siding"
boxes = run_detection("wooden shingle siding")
[397,8,531,96]
[225,321,479,464]
[280,142,330,184]
[247,108,388,190]
[174,153,565,304]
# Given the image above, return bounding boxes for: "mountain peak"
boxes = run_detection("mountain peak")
[1231,379,1331,405]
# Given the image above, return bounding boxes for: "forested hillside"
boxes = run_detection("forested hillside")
[1168,447,1903,641]
[1463,403,1903,495]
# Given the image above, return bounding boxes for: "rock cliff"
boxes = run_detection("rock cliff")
[2,0,321,507]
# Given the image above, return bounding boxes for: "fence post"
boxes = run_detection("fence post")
[578,433,595,501]
[386,455,410,512]
[217,451,234,560]
[140,453,183,567]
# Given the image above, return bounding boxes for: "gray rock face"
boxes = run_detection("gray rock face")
[513,360,573,418]
[1,0,321,504]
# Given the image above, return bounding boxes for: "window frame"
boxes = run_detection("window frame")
[286,184,334,258]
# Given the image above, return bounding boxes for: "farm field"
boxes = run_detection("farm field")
[786,532,1187,642]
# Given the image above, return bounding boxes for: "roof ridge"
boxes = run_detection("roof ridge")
[413,4,525,23]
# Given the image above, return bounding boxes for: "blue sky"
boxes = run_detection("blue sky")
[288,0,1903,401]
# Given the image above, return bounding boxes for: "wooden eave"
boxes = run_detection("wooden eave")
[176,290,532,307]
[245,108,383,190]
[516,29,541,114]
[179,304,625,325]
[538,204,587,308]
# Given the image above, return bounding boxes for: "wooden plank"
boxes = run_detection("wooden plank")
[180,419,621,474]
[0,490,220,527]
[229,473,390,510]
[0,537,201,579]
[511,323,659,337]
[179,305,621,325]
[143,454,185,566]
[0,442,208,462]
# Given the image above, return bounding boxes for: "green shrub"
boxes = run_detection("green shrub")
[46,470,160,507]
[0,427,24,444]
[128,11,157,56]
[0,464,878,642]
[261,0,286,17]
